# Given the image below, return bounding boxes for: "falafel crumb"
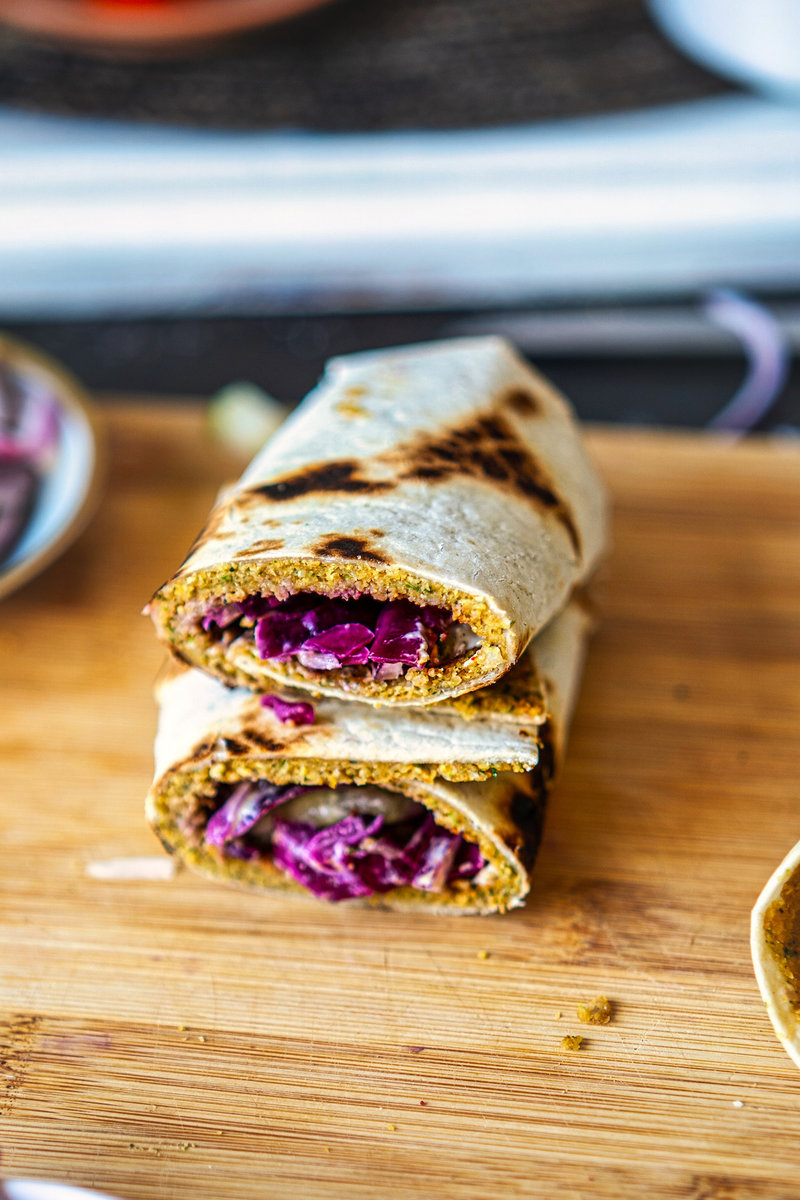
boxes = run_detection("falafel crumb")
[577,995,612,1025]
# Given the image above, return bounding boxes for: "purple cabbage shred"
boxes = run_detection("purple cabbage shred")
[202,590,453,675]
[201,602,243,632]
[205,780,309,846]
[270,808,484,901]
[205,783,485,901]
[260,694,315,725]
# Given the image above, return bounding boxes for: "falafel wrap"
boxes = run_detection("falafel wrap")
[146,338,606,707]
[146,598,591,914]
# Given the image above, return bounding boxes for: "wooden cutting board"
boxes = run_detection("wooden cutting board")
[2,402,799,1199]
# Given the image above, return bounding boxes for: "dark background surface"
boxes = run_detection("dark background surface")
[0,0,726,131]
[5,310,799,430]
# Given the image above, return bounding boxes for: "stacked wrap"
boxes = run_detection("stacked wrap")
[145,338,607,913]
[148,336,605,705]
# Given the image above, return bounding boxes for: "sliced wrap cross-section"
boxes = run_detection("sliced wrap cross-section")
[146,338,607,706]
[146,599,591,914]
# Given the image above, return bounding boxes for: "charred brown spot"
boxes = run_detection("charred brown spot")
[221,732,287,755]
[398,413,582,557]
[249,460,390,502]
[479,415,508,442]
[233,538,285,558]
[509,784,547,872]
[413,466,449,481]
[505,388,541,416]
[476,451,507,481]
[181,399,580,561]
[186,738,217,763]
[369,528,385,538]
[537,722,556,785]
[427,443,460,465]
[236,722,312,754]
[312,535,388,564]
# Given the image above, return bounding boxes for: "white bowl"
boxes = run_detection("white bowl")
[649,0,800,97]
[751,836,800,1070]
[0,334,101,602]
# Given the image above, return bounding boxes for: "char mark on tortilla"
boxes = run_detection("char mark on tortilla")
[248,460,390,502]
[311,534,389,564]
[214,405,581,557]
[233,538,285,557]
[508,785,547,871]
[503,387,542,417]
[181,727,309,770]
[397,412,582,558]
[219,725,312,756]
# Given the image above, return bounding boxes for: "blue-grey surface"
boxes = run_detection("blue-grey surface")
[1,98,799,317]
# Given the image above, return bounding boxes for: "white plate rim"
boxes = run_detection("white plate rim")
[0,333,103,602]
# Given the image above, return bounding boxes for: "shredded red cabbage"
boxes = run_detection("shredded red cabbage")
[272,809,482,900]
[205,781,309,847]
[260,694,315,725]
[204,784,485,901]
[271,818,376,901]
[370,600,444,666]
[202,591,453,676]
[449,838,484,880]
[296,622,373,668]
[201,602,242,632]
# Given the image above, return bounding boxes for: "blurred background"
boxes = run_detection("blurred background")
[0,0,799,429]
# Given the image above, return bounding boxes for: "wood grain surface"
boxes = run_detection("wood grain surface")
[2,403,800,1200]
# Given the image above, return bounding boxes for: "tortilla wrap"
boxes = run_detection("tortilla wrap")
[146,337,606,706]
[146,597,591,914]
[751,837,800,1069]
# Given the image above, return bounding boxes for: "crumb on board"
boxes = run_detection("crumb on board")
[198,1035,207,1043]
[577,995,612,1025]
[477,950,490,959]
[386,1123,397,1131]
[732,1100,744,1109]
[178,1024,187,1031]
[561,1035,584,1051]
[555,1010,562,1019]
